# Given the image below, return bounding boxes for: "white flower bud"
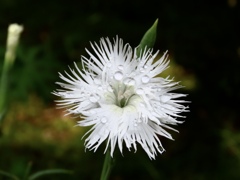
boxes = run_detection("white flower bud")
[5,23,24,65]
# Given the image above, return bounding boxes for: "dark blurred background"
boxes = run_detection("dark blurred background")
[0,0,240,179]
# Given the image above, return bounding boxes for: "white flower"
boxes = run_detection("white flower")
[53,37,188,159]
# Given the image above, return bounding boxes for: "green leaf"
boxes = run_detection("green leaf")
[0,170,19,180]
[28,169,72,180]
[23,162,32,180]
[136,19,158,57]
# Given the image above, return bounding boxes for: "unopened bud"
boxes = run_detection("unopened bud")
[5,23,24,65]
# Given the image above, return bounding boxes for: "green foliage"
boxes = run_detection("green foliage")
[28,169,72,180]
[137,19,158,57]
[0,166,72,180]
[9,44,64,101]
[0,170,18,180]
[0,97,83,180]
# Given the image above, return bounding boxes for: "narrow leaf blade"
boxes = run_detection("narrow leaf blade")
[28,169,72,180]
[0,170,19,180]
[137,19,158,57]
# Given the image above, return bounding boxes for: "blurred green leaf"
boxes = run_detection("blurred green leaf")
[23,162,32,180]
[0,109,6,122]
[136,19,158,57]
[0,170,19,180]
[28,169,73,180]
[10,44,63,101]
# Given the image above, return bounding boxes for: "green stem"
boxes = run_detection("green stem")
[0,60,9,114]
[100,149,114,180]
[0,57,10,134]
[0,24,23,135]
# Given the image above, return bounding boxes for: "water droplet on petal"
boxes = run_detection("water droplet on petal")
[142,145,147,150]
[128,79,135,85]
[123,78,135,85]
[107,86,113,92]
[94,79,101,85]
[101,117,108,123]
[144,65,148,69]
[141,75,150,83]
[159,146,164,152]
[107,63,112,68]
[118,65,123,70]
[139,103,145,107]
[134,123,138,127]
[140,68,145,73]
[123,79,128,84]
[136,88,144,95]
[114,71,123,80]
[89,95,100,103]
[160,95,171,103]
[90,109,96,114]
[98,86,103,90]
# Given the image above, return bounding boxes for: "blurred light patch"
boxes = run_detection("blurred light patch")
[1,95,85,152]
[227,0,237,7]
[158,54,197,91]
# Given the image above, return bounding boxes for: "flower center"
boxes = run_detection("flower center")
[114,84,135,108]
[106,83,136,108]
